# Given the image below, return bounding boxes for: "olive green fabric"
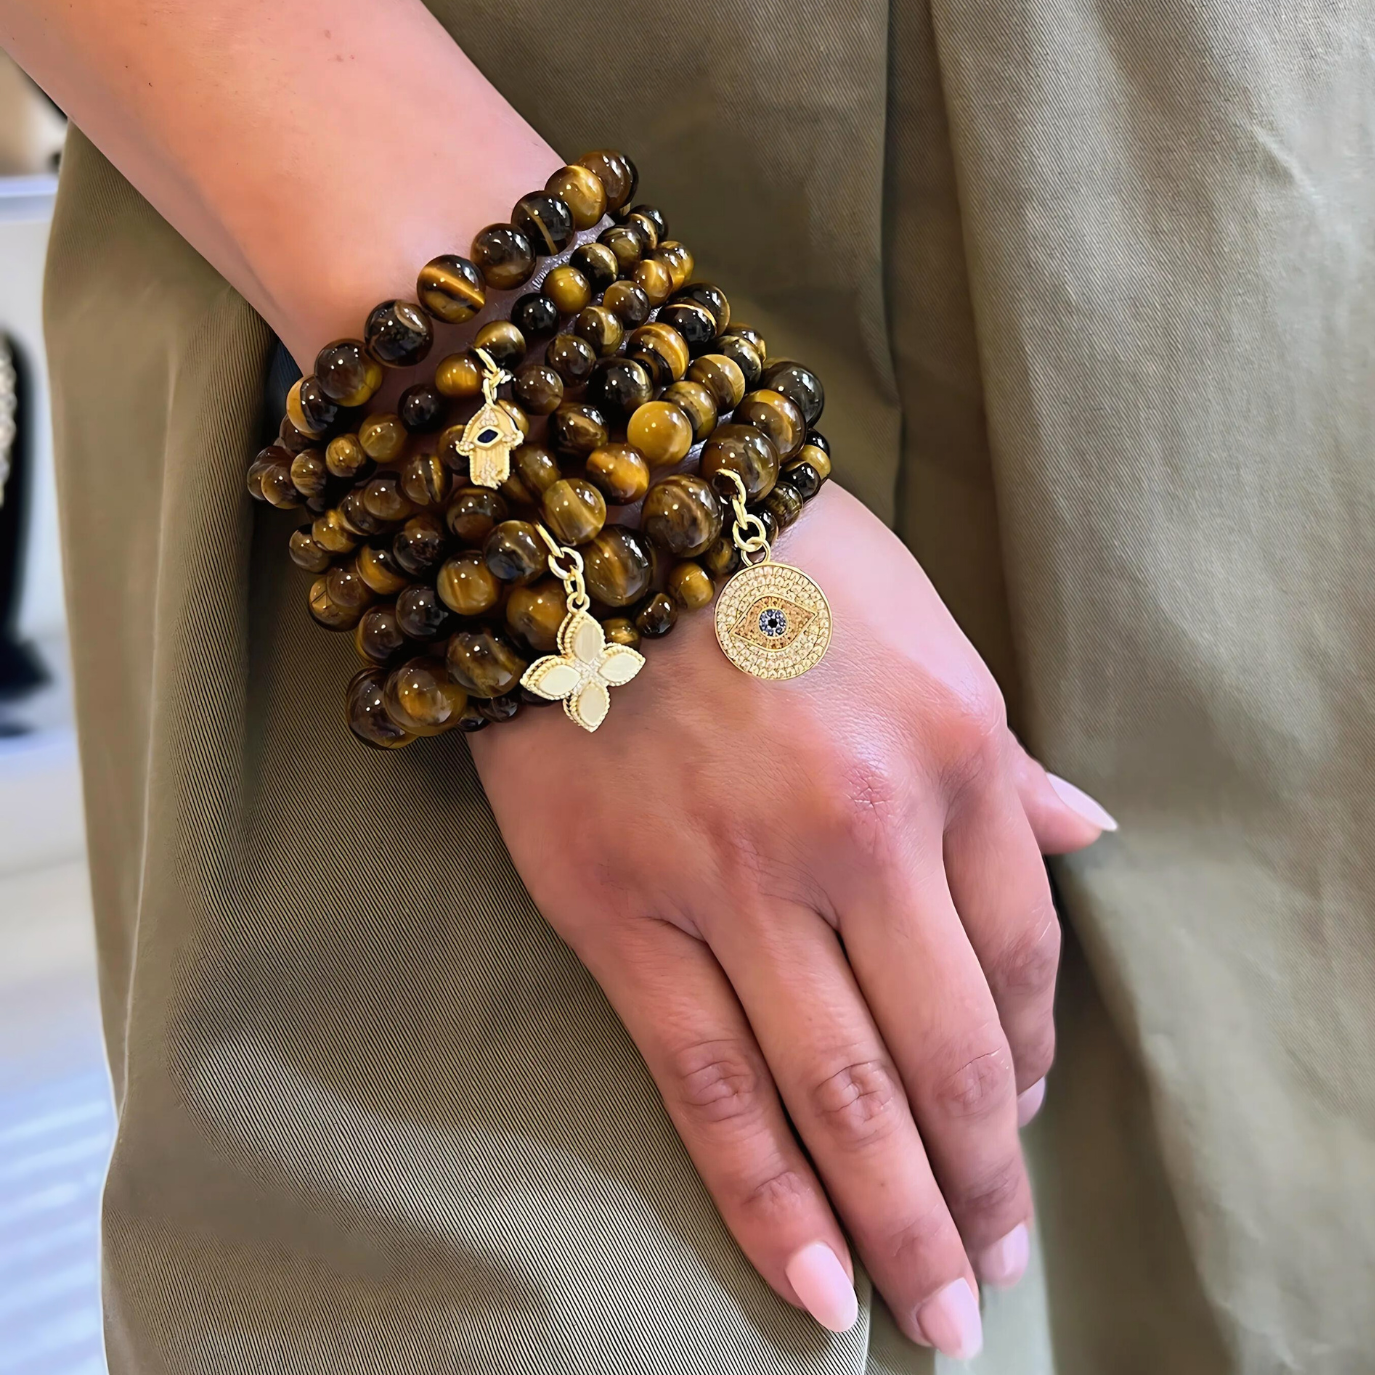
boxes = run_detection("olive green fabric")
[43,1,1374,1372]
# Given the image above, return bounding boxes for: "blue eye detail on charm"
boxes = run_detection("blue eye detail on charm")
[477,427,499,444]
[759,607,788,638]
[731,595,813,650]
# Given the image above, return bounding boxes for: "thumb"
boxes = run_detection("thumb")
[1007,734,1117,855]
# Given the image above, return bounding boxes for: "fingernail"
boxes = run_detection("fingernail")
[1017,1077,1046,1127]
[915,1278,982,1360]
[786,1242,859,1333]
[976,1222,1029,1288]
[1047,773,1118,831]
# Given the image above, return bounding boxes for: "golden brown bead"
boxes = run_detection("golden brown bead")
[728,326,769,362]
[654,240,694,291]
[714,333,765,388]
[445,487,508,545]
[309,575,363,630]
[512,443,562,497]
[392,512,449,577]
[549,402,609,459]
[668,560,715,610]
[573,305,625,357]
[498,399,530,438]
[795,441,832,483]
[761,359,825,426]
[315,338,384,407]
[259,462,300,508]
[687,353,747,410]
[361,470,415,523]
[634,591,678,638]
[628,322,690,383]
[546,333,597,385]
[585,443,651,505]
[340,488,385,536]
[511,192,575,255]
[288,524,332,573]
[763,480,805,530]
[437,551,502,617]
[445,628,528,699]
[542,477,606,545]
[699,422,780,502]
[621,209,661,251]
[474,319,527,369]
[545,163,608,229]
[476,692,522,724]
[313,507,361,555]
[286,377,331,437]
[398,381,443,433]
[602,617,641,650]
[576,149,638,211]
[633,257,673,306]
[586,358,654,416]
[359,412,407,463]
[470,223,536,290]
[598,224,644,273]
[662,380,718,441]
[322,433,367,481]
[570,241,619,292]
[499,469,538,507]
[417,254,486,323]
[434,351,485,399]
[484,520,547,586]
[398,451,450,508]
[642,474,723,558]
[326,563,376,613]
[736,388,806,460]
[506,577,568,654]
[582,525,656,608]
[355,604,408,664]
[672,282,730,334]
[364,299,433,368]
[542,265,592,315]
[511,292,560,338]
[701,535,741,580]
[247,445,289,500]
[289,448,328,499]
[603,280,651,327]
[384,657,468,736]
[437,424,470,478]
[512,363,564,416]
[278,413,315,454]
[356,541,409,595]
[346,668,415,749]
[626,400,694,468]
[782,455,826,500]
[393,585,453,643]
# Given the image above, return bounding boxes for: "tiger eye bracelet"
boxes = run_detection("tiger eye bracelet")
[247,148,835,745]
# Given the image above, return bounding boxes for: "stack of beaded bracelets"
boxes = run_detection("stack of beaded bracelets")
[246,148,834,747]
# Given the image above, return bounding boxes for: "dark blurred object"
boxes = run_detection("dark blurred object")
[0,335,45,700]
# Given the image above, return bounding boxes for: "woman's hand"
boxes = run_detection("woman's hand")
[472,484,1112,1357]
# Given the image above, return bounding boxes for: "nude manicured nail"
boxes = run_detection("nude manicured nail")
[915,1278,982,1360]
[1017,1077,1046,1126]
[976,1222,1029,1289]
[786,1243,858,1333]
[1047,773,1118,831]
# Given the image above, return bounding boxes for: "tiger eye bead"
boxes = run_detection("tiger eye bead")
[545,163,608,229]
[340,488,386,537]
[761,360,825,427]
[326,562,376,613]
[391,512,447,577]
[289,448,329,499]
[433,352,484,400]
[585,443,651,505]
[313,507,361,555]
[671,282,730,334]
[549,402,609,460]
[309,575,362,630]
[668,560,715,610]
[278,413,315,454]
[398,451,450,508]
[687,354,747,411]
[510,292,560,339]
[598,224,644,273]
[662,380,718,441]
[512,443,562,498]
[506,577,568,654]
[736,389,806,460]
[445,628,528,699]
[445,487,508,546]
[602,617,641,650]
[714,333,764,389]
[542,477,606,545]
[628,323,690,384]
[247,447,283,502]
[573,305,625,357]
[437,425,469,478]
[437,550,502,617]
[626,400,694,469]
[542,265,592,316]
[398,381,444,433]
[763,479,805,530]
[603,280,651,327]
[395,583,455,641]
[620,209,661,252]
[288,523,333,573]
[315,338,384,407]
[483,520,546,586]
[570,241,619,293]
[654,241,694,292]
[287,377,339,437]
[804,429,830,454]
[354,603,408,665]
[359,412,407,463]
[512,363,564,416]
[364,299,433,368]
[383,657,468,736]
[795,441,832,483]
[259,462,301,508]
[545,333,597,385]
[497,399,530,439]
[658,302,716,357]
[511,191,574,255]
[700,422,780,502]
[356,540,409,595]
[642,473,723,558]
[470,223,536,290]
[727,325,769,361]
[474,319,527,370]
[346,668,415,749]
[417,254,486,323]
[477,692,523,724]
[632,258,674,306]
[586,358,654,417]
[577,148,638,211]
[325,433,369,480]
[634,590,678,638]
[361,470,415,523]
[582,524,656,608]
[701,534,741,579]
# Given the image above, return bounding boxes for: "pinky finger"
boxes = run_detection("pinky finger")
[1006,734,1118,854]
[577,917,860,1334]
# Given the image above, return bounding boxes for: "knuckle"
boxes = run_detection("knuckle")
[832,758,905,864]
[936,681,1009,779]
[808,1057,905,1150]
[995,910,1062,996]
[665,1038,766,1128]
[929,1035,1015,1121]
[947,1155,1026,1228]
[1016,1023,1057,1086]
[739,1164,815,1219]
[883,1197,961,1275]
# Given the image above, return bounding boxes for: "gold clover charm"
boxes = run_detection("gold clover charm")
[520,608,645,732]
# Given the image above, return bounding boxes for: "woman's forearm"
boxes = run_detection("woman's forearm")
[0,0,560,364]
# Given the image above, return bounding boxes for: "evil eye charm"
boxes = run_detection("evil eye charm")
[714,561,832,680]
[730,595,815,650]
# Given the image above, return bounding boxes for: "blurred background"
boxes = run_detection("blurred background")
[0,47,114,1375]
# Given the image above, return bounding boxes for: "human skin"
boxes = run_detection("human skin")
[1,0,1113,1357]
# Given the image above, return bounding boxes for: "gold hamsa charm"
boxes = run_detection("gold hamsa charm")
[458,348,520,488]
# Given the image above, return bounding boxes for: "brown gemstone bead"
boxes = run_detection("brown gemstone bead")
[542,477,606,545]
[795,440,832,483]
[247,445,290,500]
[327,562,375,613]
[390,513,447,579]
[288,523,332,573]
[354,604,407,664]
[398,381,444,433]
[700,535,741,579]
[668,560,715,610]
[626,400,693,468]
[434,351,485,399]
[512,363,564,416]
[474,319,527,370]
[309,574,361,630]
[546,163,608,229]
[602,280,651,327]
[437,550,502,617]
[259,461,301,509]
[657,302,716,357]
[313,507,361,554]
[476,692,522,724]
[782,456,825,500]
[437,424,469,478]
[602,617,641,650]
[506,577,567,654]
[395,583,455,640]
[761,359,825,426]
[498,399,531,439]
[577,149,638,211]
[545,332,597,385]
[445,628,528,699]
[499,469,538,508]
[346,668,415,749]
[324,433,369,481]
[586,358,653,416]
[621,208,661,251]
[278,413,315,454]
[687,353,747,410]
[398,451,450,508]
[700,422,780,502]
[511,191,574,255]
[417,254,485,323]
[713,333,764,389]
[356,540,409,595]
[632,258,674,306]
[470,223,536,290]
[512,443,562,497]
[359,412,407,463]
[484,520,546,586]
[455,702,490,732]
[642,473,723,557]
[662,380,718,441]
[573,305,625,357]
[364,299,433,368]
[628,322,690,383]
[445,487,508,546]
[654,241,694,292]
[384,657,468,736]
[289,448,328,499]
[598,224,644,273]
[286,377,336,437]
[510,292,560,338]
[763,480,805,531]
[340,488,386,537]
[585,443,650,505]
[315,338,384,407]
[582,524,655,608]
[804,429,830,454]
[671,282,730,334]
[542,265,592,315]
[549,402,609,459]
[361,470,415,523]
[728,326,769,361]
[570,241,619,292]
[736,388,806,460]
[634,590,678,638]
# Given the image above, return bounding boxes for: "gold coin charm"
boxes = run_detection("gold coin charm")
[715,560,831,679]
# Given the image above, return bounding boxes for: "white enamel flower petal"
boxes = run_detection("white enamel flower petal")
[565,610,607,666]
[569,677,611,731]
[597,643,645,686]
[521,654,583,702]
